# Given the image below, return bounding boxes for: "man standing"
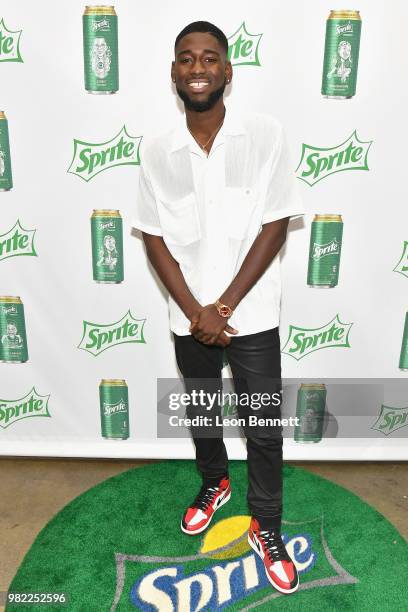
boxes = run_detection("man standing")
[132,21,304,595]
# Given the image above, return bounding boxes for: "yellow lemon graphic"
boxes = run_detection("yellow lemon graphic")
[200,515,251,560]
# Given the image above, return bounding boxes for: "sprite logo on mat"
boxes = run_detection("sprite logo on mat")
[281,314,353,360]
[227,22,262,66]
[296,131,372,186]
[67,126,142,182]
[371,405,408,436]
[0,388,50,429]
[393,241,408,279]
[110,515,357,609]
[0,219,37,262]
[0,18,23,62]
[78,310,146,356]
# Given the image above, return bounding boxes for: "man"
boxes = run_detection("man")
[132,21,304,595]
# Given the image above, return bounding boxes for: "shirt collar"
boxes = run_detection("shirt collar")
[169,107,246,154]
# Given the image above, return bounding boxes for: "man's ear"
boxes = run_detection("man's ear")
[171,61,176,83]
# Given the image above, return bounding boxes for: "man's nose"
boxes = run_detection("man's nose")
[190,58,206,74]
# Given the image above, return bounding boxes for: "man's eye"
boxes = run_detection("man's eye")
[180,58,191,63]
[205,57,217,62]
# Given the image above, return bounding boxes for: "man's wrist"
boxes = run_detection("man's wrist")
[214,299,234,318]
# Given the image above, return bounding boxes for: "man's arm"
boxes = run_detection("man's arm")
[220,217,289,309]
[141,233,237,340]
[142,233,200,320]
[189,218,289,345]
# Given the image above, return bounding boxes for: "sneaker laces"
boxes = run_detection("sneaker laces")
[192,484,219,511]
[259,530,290,563]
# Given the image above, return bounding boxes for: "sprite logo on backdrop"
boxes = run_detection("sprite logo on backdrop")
[67,126,142,182]
[0,220,37,262]
[393,241,408,279]
[371,405,408,436]
[0,18,23,62]
[296,131,372,186]
[78,310,146,356]
[0,388,50,429]
[110,515,357,610]
[227,22,262,66]
[281,314,353,360]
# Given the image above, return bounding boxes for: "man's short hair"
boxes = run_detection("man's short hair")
[174,21,229,55]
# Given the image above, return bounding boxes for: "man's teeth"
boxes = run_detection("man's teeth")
[189,82,208,89]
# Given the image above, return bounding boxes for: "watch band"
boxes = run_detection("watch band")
[214,299,233,318]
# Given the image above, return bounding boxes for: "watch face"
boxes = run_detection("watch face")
[220,306,230,317]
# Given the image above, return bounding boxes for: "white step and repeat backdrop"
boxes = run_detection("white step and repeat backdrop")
[1,0,407,459]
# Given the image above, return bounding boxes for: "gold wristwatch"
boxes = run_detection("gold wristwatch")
[214,299,233,318]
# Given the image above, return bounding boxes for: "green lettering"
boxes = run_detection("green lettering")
[351,146,363,162]
[241,40,253,57]
[302,152,319,178]
[123,142,134,158]
[290,332,304,353]
[76,148,91,173]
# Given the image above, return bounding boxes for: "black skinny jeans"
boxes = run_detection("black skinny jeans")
[173,327,283,530]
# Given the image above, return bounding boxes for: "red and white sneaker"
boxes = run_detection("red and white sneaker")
[248,518,299,594]
[181,477,231,535]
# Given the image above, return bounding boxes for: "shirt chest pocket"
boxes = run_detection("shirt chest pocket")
[224,186,259,240]
[158,193,201,246]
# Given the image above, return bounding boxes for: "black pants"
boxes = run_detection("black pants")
[173,327,283,530]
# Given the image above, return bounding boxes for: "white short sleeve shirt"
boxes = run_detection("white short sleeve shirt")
[132,109,305,337]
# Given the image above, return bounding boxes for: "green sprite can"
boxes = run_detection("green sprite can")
[0,297,28,363]
[322,10,362,99]
[307,214,343,288]
[294,384,326,443]
[399,312,408,371]
[91,209,124,283]
[83,6,119,94]
[99,379,129,439]
[0,111,13,191]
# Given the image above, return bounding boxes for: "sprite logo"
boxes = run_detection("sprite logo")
[313,238,339,261]
[92,19,110,32]
[371,405,408,436]
[281,314,353,360]
[296,131,372,187]
[2,305,16,315]
[0,388,50,429]
[0,18,23,63]
[67,125,142,182]
[78,310,146,356]
[227,22,262,66]
[99,220,115,230]
[0,219,37,262]
[110,515,357,610]
[393,241,408,279]
[103,399,127,417]
[336,22,353,34]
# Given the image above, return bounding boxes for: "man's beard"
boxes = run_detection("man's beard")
[176,79,226,112]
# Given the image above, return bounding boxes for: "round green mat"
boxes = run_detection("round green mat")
[5,461,408,611]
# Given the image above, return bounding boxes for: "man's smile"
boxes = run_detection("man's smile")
[187,79,210,92]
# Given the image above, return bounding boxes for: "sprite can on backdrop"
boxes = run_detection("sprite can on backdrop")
[99,379,129,439]
[83,6,118,94]
[91,209,124,283]
[294,384,327,443]
[0,297,28,363]
[307,214,343,288]
[399,313,408,371]
[321,10,362,98]
[0,111,13,191]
